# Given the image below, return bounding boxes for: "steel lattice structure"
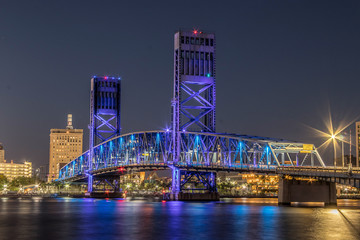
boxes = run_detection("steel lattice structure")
[171,30,217,193]
[58,131,325,181]
[172,31,216,133]
[89,76,121,146]
[88,76,121,192]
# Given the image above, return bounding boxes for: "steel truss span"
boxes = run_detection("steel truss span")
[58,131,325,181]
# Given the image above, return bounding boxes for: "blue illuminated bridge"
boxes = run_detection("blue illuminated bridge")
[58,131,360,189]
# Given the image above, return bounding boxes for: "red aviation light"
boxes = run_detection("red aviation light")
[104,76,108,80]
[193,29,202,35]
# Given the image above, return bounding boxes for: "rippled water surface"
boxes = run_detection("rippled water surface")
[1,198,360,240]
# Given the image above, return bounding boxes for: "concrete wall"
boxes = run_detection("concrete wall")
[278,178,337,206]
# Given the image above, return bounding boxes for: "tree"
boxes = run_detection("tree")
[9,177,36,191]
[0,174,8,190]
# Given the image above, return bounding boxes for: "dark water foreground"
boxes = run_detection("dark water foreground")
[1,198,360,240]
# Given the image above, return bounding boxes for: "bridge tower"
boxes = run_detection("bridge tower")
[171,30,218,200]
[172,30,216,133]
[88,76,121,192]
[172,30,216,162]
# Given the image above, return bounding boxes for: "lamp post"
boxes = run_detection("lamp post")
[338,131,351,168]
[331,135,336,168]
[349,129,352,167]
[337,134,345,168]
[342,140,344,168]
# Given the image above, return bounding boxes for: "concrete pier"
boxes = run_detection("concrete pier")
[278,178,337,206]
[170,192,220,201]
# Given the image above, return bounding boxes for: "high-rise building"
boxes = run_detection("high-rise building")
[0,143,4,163]
[356,121,360,167]
[0,160,32,180]
[48,114,83,182]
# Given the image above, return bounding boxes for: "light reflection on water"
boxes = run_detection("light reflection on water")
[0,198,359,240]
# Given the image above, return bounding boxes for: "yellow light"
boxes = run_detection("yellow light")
[331,135,335,139]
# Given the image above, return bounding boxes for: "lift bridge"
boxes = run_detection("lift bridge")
[58,130,360,196]
[59,130,326,180]
[58,30,360,203]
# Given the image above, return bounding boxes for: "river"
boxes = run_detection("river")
[0,198,360,239]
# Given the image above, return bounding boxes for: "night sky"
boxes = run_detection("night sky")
[1,0,360,169]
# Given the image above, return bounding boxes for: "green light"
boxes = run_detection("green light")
[206,73,211,77]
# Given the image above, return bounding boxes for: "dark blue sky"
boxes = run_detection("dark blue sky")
[1,0,359,168]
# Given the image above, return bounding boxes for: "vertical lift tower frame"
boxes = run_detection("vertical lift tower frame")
[171,30,217,199]
[88,76,121,193]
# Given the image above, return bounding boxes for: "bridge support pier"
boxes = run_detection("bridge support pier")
[278,178,337,206]
[85,175,93,196]
[170,168,219,201]
[85,176,122,198]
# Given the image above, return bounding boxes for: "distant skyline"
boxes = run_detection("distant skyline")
[1,0,360,169]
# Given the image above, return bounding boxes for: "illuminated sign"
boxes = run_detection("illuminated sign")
[300,144,313,153]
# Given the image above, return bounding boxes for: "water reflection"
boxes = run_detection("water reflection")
[0,198,359,240]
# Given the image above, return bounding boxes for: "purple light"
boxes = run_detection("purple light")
[166,128,170,132]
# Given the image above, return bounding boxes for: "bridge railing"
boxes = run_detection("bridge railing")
[276,166,360,177]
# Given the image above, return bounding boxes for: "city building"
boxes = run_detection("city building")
[356,121,360,167]
[48,114,83,182]
[335,155,356,168]
[0,160,32,180]
[241,173,279,196]
[0,143,4,163]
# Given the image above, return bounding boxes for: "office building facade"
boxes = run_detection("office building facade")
[0,160,32,180]
[48,114,83,182]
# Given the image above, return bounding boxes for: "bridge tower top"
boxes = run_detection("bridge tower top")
[89,76,121,148]
[172,30,216,133]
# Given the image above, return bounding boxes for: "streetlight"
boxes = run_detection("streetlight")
[305,107,358,168]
